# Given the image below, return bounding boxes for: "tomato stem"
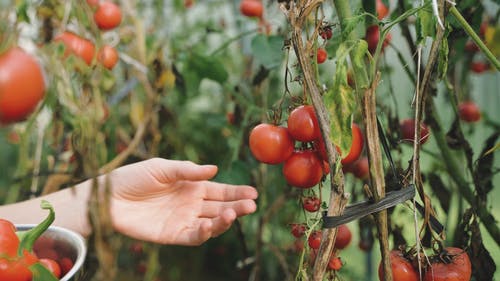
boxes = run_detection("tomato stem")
[17,200,55,256]
[449,6,500,71]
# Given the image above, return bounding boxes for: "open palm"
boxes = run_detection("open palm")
[106,158,258,246]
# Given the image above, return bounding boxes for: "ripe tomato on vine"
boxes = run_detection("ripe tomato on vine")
[283,149,324,188]
[287,105,321,142]
[94,1,122,30]
[0,47,46,124]
[249,123,294,164]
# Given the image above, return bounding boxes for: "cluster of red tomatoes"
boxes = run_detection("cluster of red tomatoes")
[0,1,122,125]
[292,223,352,271]
[0,219,74,280]
[55,0,122,69]
[249,105,367,189]
[379,248,471,281]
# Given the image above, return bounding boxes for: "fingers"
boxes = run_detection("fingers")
[200,199,257,218]
[146,158,218,183]
[191,209,238,245]
[203,182,258,201]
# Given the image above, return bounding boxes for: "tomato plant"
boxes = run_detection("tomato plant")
[283,149,323,188]
[93,1,122,31]
[1,0,500,280]
[0,47,45,125]
[249,123,294,164]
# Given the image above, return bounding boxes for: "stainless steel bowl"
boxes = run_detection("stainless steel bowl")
[15,224,87,281]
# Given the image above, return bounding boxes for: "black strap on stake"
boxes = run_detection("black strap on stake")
[323,184,416,228]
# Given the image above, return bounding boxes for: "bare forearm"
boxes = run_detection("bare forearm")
[0,181,92,237]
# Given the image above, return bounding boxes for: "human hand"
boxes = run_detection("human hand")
[104,158,258,246]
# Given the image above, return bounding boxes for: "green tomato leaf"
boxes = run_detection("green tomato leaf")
[342,14,364,41]
[18,200,55,255]
[188,53,228,84]
[351,39,369,89]
[250,34,284,69]
[30,263,59,281]
[416,2,436,43]
[324,43,356,159]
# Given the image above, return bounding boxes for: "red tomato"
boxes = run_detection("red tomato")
[302,196,321,212]
[470,61,489,73]
[317,48,328,64]
[320,26,333,40]
[399,118,430,144]
[39,258,62,278]
[366,25,391,54]
[340,123,364,165]
[423,247,471,281]
[352,157,369,180]
[464,41,479,53]
[283,150,323,188]
[290,223,307,238]
[240,0,263,18]
[54,31,96,65]
[328,256,343,271]
[458,101,481,123]
[94,1,122,30]
[249,123,294,164]
[308,230,322,249]
[58,257,74,276]
[0,219,20,256]
[98,45,119,69]
[184,0,194,8]
[287,105,321,142]
[378,250,418,281]
[0,47,46,125]
[376,0,389,19]
[334,224,352,249]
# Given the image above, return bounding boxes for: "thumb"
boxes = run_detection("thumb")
[149,158,218,183]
